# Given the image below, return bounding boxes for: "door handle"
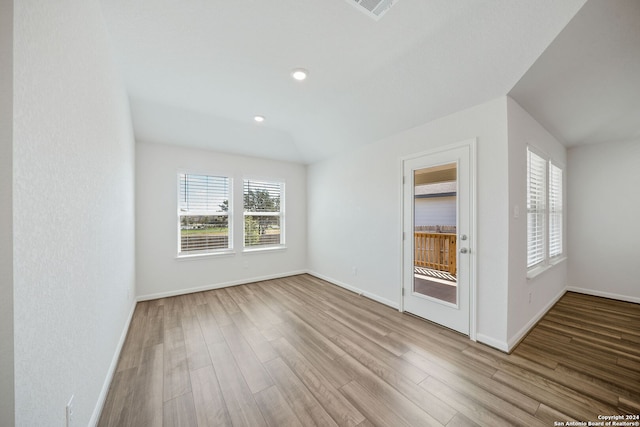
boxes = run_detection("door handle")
[460,248,469,254]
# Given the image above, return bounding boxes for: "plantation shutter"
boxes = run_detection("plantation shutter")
[243,180,284,247]
[548,163,563,258]
[527,149,546,268]
[178,174,230,253]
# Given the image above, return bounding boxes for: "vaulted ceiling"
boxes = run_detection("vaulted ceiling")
[99,0,639,164]
[509,0,640,147]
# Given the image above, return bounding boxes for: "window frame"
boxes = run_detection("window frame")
[177,172,234,258]
[548,161,563,259]
[526,146,565,278]
[242,179,286,251]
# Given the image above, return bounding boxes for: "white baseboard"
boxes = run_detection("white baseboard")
[476,334,509,352]
[137,270,308,301]
[90,299,137,426]
[506,287,566,352]
[306,270,400,310]
[566,286,640,304]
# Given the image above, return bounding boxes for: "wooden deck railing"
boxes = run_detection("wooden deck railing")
[414,232,457,276]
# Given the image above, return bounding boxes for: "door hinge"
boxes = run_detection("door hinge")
[402,232,406,240]
[403,176,406,184]
[402,288,405,296]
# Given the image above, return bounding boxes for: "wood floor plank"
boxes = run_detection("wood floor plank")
[247,282,289,314]
[239,298,283,330]
[116,306,149,372]
[254,385,304,427]
[403,351,542,423]
[181,314,211,372]
[220,322,273,394]
[534,403,577,426]
[207,339,268,427]
[375,314,469,352]
[143,304,164,349]
[272,337,365,427]
[281,310,346,360]
[339,380,417,427]
[163,327,191,402]
[420,376,520,427]
[326,308,410,356]
[189,366,232,427]
[129,344,164,427]
[99,278,640,426]
[163,392,198,427]
[463,345,620,407]
[98,368,137,427]
[231,311,279,363]
[336,351,447,426]
[276,321,354,388]
[491,368,617,421]
[225,284,250,306]
[218,287,241,314]
[203,291,234,326]
[263,357,339,427]
[446,413,482,427]
[331,333,428,385]
[193,303,225,345]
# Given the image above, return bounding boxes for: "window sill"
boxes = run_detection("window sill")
[527,256,566,280]
[243,245,287,254]
[527,265,550,280]
[550,256,567,266]
[176,250,236,261]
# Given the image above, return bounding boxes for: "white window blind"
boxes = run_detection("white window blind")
[243,180,284,248]
[549,163,563,258]
[178,173,231,254]
[527,149,546,268]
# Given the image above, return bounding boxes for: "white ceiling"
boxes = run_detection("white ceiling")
[509,0,640,148]
[100,0,599,164]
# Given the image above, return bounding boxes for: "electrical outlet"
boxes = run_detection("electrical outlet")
[352,267,358,276]
[528,292,532,304]
[66,395,74,427]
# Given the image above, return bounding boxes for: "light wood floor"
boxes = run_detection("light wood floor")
[99,274,640,426]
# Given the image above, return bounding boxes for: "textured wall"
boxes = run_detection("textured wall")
[0,0,15,425]
[13,1,136,425]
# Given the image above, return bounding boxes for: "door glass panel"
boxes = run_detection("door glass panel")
[413,163,458,304]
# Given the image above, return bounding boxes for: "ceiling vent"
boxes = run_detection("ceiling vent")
[346,0,397,21]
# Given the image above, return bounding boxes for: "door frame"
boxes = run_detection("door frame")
[399,138,477,342]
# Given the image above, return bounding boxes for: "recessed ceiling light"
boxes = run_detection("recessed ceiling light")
[254,115,265,123]
[291,68,308,81]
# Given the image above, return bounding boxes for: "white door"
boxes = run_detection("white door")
[402,141,474,336]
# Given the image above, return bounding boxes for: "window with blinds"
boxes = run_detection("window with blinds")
[549,163,563,258]
[243,179,284,248]
[527,149,547,268]
[527,147,564,272]
[178,173,231,255]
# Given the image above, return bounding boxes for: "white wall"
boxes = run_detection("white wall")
[506,97,568,348]
[136,142,307,299]
[13,1,136,425]
[567,139,640,302]
[308,97,511,349]
[0,0,14,425]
